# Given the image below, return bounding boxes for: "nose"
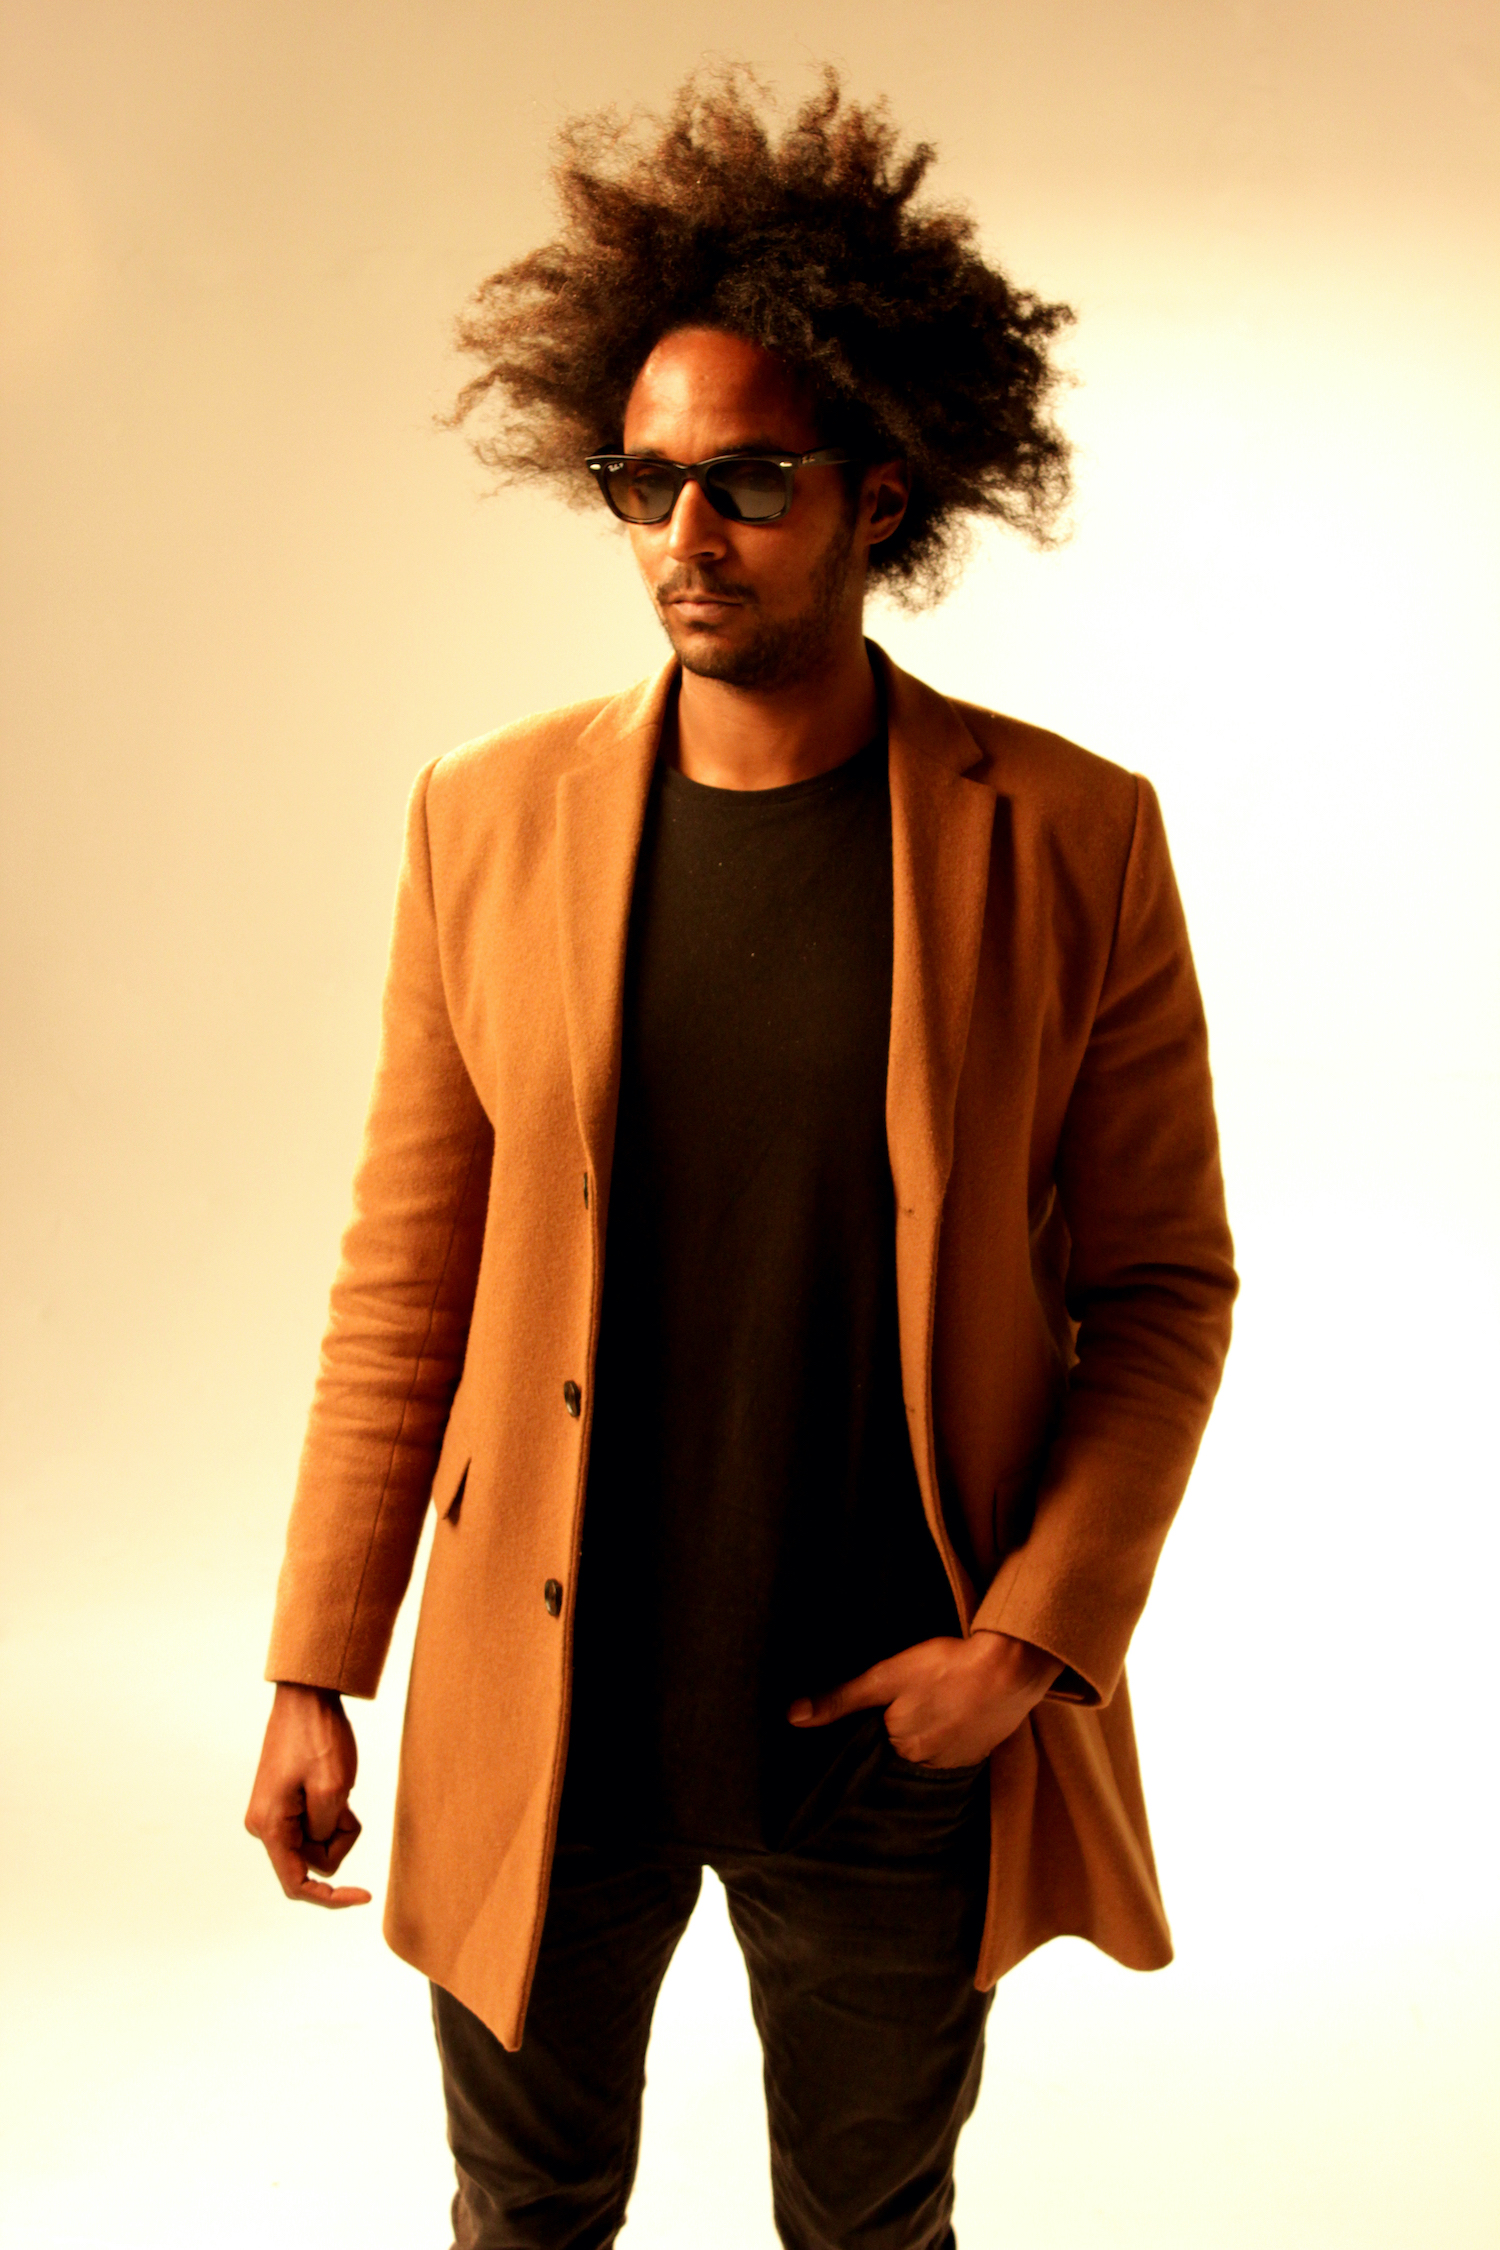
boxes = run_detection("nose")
[665,474,729,563]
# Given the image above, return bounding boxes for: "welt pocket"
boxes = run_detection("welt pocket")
[429,1409,474,1523]
[437,1462,470,1523]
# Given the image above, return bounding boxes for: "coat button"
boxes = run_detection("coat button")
[544,1579,563,1617]
[563,1380,581,1417]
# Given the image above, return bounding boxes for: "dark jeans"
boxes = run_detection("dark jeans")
[430,1716,994,2250]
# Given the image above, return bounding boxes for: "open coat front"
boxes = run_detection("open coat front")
[266,647,1237,2051]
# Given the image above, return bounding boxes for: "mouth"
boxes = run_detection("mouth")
[658,581,750,622]
[666,595,741,623]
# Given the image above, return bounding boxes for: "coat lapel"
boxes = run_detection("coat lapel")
[554,663,675,1201]
[879,648,997,1610]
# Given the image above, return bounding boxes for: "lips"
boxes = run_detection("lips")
[657,577,750,613]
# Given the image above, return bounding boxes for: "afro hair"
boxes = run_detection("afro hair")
[447,65,1075,605]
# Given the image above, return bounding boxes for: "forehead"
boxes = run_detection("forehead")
[622,327,819,452]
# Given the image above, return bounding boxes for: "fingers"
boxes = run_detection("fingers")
[303,1806,362,1873]
[294,1874,374,1909]
[257,1804,371,1907]
[303,1793,358,1854]
[303,1766,354,1844]
[273,1834,372,1908]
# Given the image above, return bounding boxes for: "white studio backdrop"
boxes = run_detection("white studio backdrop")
[1,2,1496,2245]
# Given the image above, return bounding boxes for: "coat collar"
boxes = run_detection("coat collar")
[551,645,996,1241]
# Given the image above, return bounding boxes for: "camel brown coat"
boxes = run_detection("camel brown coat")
[267,645,1236,2052]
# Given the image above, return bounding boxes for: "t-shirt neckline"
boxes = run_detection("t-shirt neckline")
[658,724,887,809]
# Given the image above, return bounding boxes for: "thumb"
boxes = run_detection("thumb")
[788,1664,891,1728]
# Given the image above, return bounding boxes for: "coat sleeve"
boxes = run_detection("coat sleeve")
[265,760,494,1698]
[969,775,1237,1703]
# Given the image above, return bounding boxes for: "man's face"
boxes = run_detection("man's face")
[620,327,869,692]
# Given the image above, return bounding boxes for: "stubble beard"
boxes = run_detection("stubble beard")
[654,510,860,692]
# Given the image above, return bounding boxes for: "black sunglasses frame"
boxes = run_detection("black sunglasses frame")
[584,448,852,526]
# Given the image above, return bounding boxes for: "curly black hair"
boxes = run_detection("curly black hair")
[447,66,1075,605]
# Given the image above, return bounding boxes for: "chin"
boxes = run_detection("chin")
[667,615,831,694]
[677,641,765,687]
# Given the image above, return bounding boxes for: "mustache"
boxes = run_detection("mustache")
[654,569,756,605]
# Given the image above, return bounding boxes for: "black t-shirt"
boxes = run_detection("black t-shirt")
[559,727,960,1853]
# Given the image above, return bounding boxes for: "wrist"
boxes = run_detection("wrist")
[969,1629,1064,1693]
[273,1680,343,1709]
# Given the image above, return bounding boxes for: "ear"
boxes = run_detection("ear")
[861,459,910,548]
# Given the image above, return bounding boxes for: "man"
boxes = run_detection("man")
[246,70,1236,2250]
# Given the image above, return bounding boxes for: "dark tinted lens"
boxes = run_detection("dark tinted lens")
[705,459,790,522]
[608,462,680,522]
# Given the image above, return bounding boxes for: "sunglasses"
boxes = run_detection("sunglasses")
[584,449,851,526]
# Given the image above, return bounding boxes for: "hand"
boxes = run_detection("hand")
[244,1682,373,1907]
[787,1630,1065,1768]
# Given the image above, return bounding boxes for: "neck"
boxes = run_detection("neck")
[666,627,880,791]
